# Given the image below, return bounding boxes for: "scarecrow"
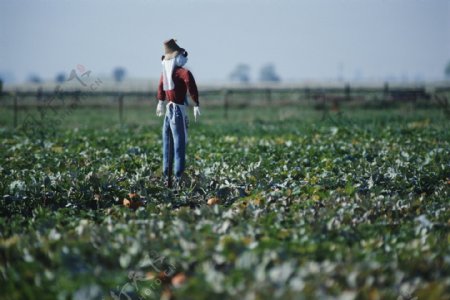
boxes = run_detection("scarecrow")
[156,39,200,188]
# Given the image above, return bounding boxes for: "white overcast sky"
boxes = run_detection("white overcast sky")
[0,0,449,84]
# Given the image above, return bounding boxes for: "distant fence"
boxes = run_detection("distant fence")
[1,83,449,127]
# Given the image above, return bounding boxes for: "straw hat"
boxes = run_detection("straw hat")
[162,39,187,60]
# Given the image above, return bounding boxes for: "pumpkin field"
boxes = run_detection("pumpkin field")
[0,105,449,299]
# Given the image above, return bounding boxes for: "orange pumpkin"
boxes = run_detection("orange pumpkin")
[207,197,221,205]
[171,272,187,287]
[123,193,143,209]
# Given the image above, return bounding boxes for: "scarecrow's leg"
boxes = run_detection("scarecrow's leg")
[172,109,186,180]
[162,114,174,188]
[168,127,174,188]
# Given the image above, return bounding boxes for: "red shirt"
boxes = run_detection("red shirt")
[157,67,199,106]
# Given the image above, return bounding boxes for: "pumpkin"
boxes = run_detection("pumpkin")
[207,197,220,206]
[123,193,143,209]
[171,272,187,287]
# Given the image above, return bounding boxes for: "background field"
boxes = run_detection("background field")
[0,99,449,299]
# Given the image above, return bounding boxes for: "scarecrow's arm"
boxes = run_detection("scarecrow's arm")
[185,71,199,106]
[157,74,166,101]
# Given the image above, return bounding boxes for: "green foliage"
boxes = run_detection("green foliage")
[0,107,449,299]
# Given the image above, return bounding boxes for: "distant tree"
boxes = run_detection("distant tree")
[28,74,42,84]
[445,61,450,79]
[0,71,15,84]
[55,72,66,83]
[230,64,251,83]
[113,67,126,82]
[259,64,280,82]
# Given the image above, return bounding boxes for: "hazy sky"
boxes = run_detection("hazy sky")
[1,0,449,85]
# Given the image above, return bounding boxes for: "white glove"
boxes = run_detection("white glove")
[193,106,201,122]
[156,100,164,117]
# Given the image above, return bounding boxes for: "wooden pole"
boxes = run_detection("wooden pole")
[303,87,310,104]
[13,93,18,128]
[266,88,272,104]
[223,89,229,119]
[36,87,43,102]
[383,82,389,101]
[345,83,351,101]
[118,94,124,124]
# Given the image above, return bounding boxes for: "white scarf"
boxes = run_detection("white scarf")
[161,55,188,91]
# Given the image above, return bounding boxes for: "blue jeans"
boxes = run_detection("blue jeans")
[162,104,186,180]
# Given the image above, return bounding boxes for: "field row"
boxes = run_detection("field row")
[1,107,449,299]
